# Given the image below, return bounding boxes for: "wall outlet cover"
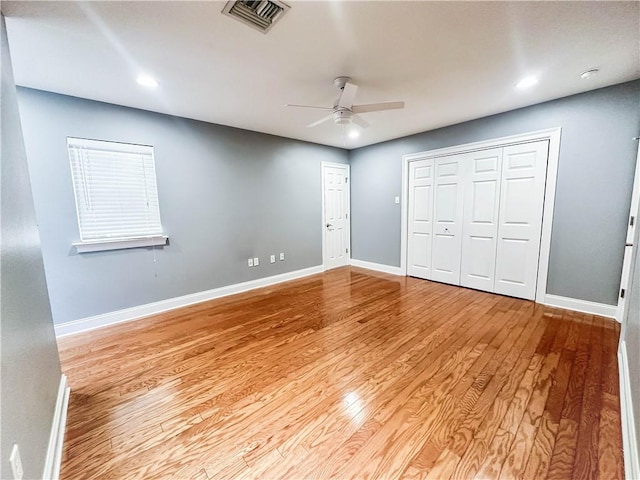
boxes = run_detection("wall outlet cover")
[270,255,276,263]
[279,252,285,261]
[247,258,253,267]
[253,257,259,266]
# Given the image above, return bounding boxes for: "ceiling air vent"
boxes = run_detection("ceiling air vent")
[222,0,290,34]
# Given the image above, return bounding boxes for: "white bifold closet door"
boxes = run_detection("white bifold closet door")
[460,148,503,292]
[407,159,435,279]
[494,141,549,300]
[431,156,464,285]
[407,139,549,301]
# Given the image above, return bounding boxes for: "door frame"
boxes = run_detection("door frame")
[321,161,351,270]
[617,140,640,323]
[400,127,562,304]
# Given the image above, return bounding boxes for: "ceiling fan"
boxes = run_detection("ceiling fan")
[286,77,405,128]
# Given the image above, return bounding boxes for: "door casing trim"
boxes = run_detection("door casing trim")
[617,140,640,324]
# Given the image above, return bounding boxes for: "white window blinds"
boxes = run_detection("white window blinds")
[68,138,164,245]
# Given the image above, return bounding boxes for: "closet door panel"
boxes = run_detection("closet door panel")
[460,148,503,292]
[432,233,458,277]
[407,159,434,279]
[495,141,549,300]
[466,236,495,279]
[432,156,464,285]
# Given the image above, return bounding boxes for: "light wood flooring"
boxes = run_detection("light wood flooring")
[57,267,624,479]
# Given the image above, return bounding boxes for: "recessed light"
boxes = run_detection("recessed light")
[348,130,360,139]
[516,76,538,90]
[136,74,159,88]
[580,69,599,80]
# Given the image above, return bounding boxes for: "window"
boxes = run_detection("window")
[67,137,167,253]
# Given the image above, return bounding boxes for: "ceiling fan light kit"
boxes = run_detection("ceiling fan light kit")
[333,109,353,125]
[287,76,405,129]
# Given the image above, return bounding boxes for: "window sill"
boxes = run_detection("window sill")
[74,236,168,253]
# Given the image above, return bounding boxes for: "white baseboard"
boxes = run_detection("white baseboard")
[42,375,70,480]
[55,265,323,337]
[350,258,404,276]
[619,341,640,480]
[543,294,618,319]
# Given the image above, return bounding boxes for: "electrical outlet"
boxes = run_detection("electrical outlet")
[279,252,285,261]
[247,258,253,267]
[394,196,400,204]
[253,257,259,266]
[10,445,23,480]
[270,254,276,264]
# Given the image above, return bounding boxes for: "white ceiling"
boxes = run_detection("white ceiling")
[3,1,639,149]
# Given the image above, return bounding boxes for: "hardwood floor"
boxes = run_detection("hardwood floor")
[56,267,624,479]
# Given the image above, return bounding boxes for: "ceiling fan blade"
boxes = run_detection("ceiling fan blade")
[352,115,370,128]
[307,113,334,128]
[286,104,334,110]
[352,101,405,114]
[338,82,358,109]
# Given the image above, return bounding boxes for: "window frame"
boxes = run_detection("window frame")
[67,137,168,253]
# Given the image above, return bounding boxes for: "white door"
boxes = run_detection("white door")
[460,148,503,292]
[432,155,465,285]
[618,142,640,323]
[494,141,549,300]
[407,158,435,279]
[322,163,350,270]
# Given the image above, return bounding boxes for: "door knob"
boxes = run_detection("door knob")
[326,223,333,228]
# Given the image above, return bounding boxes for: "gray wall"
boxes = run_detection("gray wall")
[1,15,62,480]
[623,193,640,466]
[350,80,640,306]
[17,88,348,325]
